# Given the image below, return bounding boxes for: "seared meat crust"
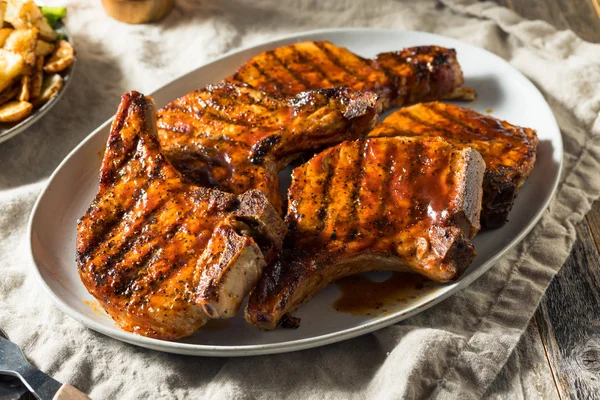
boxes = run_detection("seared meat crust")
[228,41,475,109]
[368,102,538,228]
[156,83,381,213]
[246,136,485,329]
[77,91,286,340]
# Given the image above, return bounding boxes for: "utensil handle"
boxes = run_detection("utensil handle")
[52,384,91,400]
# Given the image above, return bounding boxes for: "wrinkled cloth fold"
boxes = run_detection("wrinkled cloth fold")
[1,1,599,399]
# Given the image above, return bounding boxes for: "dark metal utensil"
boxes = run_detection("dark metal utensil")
[0,375,28,400]
[0,330,29,400]
[0,328,90,400]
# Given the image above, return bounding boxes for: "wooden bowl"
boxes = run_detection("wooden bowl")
[101,0,175,24]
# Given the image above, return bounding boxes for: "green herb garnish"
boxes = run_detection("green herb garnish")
[40,6,67,28]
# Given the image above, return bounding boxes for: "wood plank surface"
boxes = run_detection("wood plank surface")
[586,200,600,252]
[534,208,600,399]
[485,319,558,398]
[488,2,599,399]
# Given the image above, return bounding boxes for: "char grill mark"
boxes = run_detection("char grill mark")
[84,176,181,278]
[202,109,263,129]
[313,41,358,78]
[112,240,162,296]
[198,92,273,129]
[267,50,312,92]
[368,102,538,228]
[249,61,283,94]
[100,135,141,187]
[306,148,338,239]
[407,140,426,224]
[85,170,208,295]
[102,202,195,295]
[311,42,361,86]
[90,178,174,251]
[380,141,411,236]
[250,52,299,94]
[129,209,205,299]
[157,82,380,215]
[246,136,485,329]
[228,41,474,109]
[426,102,532,145]
[77,91,286,340]
[344,139,369,242]
[317,150,338,238]
[321,141,362,243]
[288,44,343,87]
[375,144,397,231]
[316,41,384,89]
[160,130,253,150]
[424,103,480,136]
[160,89,276,143]
[251,134,282,165]
[78,144,165,265]
[356,138,395,243]
[405,104,494,143]
[113,208,194,297]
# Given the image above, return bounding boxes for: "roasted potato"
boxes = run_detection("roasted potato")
[0,49,25,92]
[17,74,29,101]
[0,1,72,123]
[5,0,57,42]
[3,27,38,67]
[34,39,54,56]
[0,28,13,47]
[0,83,19,106]
[32,73,62,106]
[0,2,6,24]
[29,54,42,98]
[43,40,74,73]
[0,100,32,122]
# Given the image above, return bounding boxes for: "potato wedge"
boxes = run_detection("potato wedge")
[0,2,6,24]
[52,40,74,59]
[0,84,19,106]
[6,0,57,42]
[29,54,42,98]
[34,39,54,56]
[0,49,25,92]
[43,40,74,73]
[0,28,14,48]
[0,100,32,122]
[3,28,38,67]
[3,0,19,22]
[17,74,29,101]
[32,73,62,106]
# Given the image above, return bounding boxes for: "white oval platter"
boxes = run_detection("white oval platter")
[28,28,563,356]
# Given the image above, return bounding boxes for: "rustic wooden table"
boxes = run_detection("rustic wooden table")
[489,0,600,398]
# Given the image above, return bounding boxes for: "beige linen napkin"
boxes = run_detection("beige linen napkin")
[1,1,599,399]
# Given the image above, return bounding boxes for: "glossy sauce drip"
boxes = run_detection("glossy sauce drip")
[333,272,429,316]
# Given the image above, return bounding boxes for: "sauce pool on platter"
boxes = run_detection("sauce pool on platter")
[333,272,433,317]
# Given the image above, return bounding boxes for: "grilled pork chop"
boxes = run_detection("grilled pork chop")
[368,102,538,228]
[246,136,485,329]
[156,82,380,213]
[76,91,286,340]
[228,41,475,110]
